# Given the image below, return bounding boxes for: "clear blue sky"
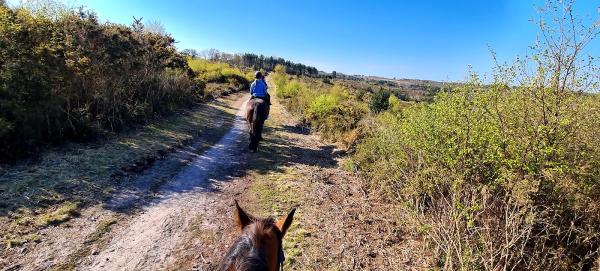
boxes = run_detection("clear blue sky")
[22,1,600,81]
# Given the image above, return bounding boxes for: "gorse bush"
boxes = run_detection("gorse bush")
[387,95,407,113]
[0,4,248,161]
[271,64,289,94]
[352,2,600,269]
[279,80,303,99]
[187,58,251,84]
[307,94,339,120]
[187,58,251,98]
[369,89,390,113]
[355,79,600,270]
[309,98,366,143]
[272,67,367,144]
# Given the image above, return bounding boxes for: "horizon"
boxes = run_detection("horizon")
[11,0,599,82]
[2,1,600,270]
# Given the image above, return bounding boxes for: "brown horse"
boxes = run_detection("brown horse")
[245,97,269,152]
[219,201,296,271]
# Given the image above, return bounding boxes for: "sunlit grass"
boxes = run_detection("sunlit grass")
[0,95,242,247]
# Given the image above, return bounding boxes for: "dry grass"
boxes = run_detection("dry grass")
[37,202,79,226]
[0,92,244,250]
[50,216,119,271]
[186,94,429,270]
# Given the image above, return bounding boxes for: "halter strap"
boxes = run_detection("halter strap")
[278,240,285,270]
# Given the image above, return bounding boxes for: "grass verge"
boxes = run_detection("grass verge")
[0,92,244,249]
[51,217,119,271]
[239,93,427,270]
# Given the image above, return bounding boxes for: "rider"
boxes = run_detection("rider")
[250,71,270,115]
[250,71,270,102]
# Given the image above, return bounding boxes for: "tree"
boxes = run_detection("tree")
[145,19,165,34]
[274,64,286,74]
[203,48,221,61]
[187,50,320,76]
[369,90,390,113]
[181,49,199,58]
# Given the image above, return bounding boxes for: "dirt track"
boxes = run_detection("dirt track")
[82,96,250,270]
[4,84,423,271]
[3,94,250,271]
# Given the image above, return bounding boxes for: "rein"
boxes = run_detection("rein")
[278,233,285,271]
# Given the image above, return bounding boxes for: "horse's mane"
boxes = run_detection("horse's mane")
[219,218,281,271]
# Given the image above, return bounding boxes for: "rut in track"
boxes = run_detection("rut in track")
[81,97,250,270]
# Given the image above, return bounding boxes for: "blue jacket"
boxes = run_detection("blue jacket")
[250,79,268,97]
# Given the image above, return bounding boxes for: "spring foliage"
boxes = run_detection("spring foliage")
[369,89,390,113]
[187,58,252,98]
[272,65,367,144]
[352,2,600,269]
[272,1,600,269]
[0,4,248,161]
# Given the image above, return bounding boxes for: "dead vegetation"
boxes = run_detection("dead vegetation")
[3,79,427,270]
[0,92,244,269]
[176,94,429,270]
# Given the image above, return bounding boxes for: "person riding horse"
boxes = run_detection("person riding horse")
[245,72,271,152]
[250,71,270,115]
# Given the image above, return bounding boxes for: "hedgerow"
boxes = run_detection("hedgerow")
[0,3,249,161]
[351,2,600,269]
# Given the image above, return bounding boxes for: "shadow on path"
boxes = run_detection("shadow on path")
[103,100,337,214]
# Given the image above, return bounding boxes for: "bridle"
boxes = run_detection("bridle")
[277,233,285,271]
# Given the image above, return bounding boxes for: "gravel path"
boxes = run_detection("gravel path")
[82,97,249,270]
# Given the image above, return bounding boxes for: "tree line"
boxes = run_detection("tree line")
[182,49,319,77]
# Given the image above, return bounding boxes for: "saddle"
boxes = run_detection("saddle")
[251,94,271,105]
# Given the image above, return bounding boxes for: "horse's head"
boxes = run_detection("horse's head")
[219,200,296,271]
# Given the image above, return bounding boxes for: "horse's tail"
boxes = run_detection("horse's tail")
[248,100,265,151]
[253,100,262,124]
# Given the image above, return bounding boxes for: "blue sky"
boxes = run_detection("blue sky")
[18,0,600,81]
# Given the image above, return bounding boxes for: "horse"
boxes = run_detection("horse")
[245,97,269,152]
[219,200,296,271]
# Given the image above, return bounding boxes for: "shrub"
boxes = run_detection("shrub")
[369,90,390,113]
[297,85,367,142]
[306,94,339,120]
[0,4,198,161]
[273,67,368,144]
[280,80,304,99]
[187,58,250,97]
[313,100,367,142]
[272,64,289,95]
[387,95,406,112]
[352,3,600,268]
[354,77,600,269]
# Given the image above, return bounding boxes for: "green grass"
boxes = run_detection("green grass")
[85,218,118,245]
[282,221,310,268]
[188,214,221,245]
[247,169,301,216]
[3,234,40,249]
[242,100,311,269]
[187,58,252,98]
[38,202,79,226]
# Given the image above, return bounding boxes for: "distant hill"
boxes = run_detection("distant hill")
[318,72,455,101]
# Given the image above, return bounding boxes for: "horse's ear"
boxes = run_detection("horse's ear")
[276,208,296,237]
[234,200,253,231]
